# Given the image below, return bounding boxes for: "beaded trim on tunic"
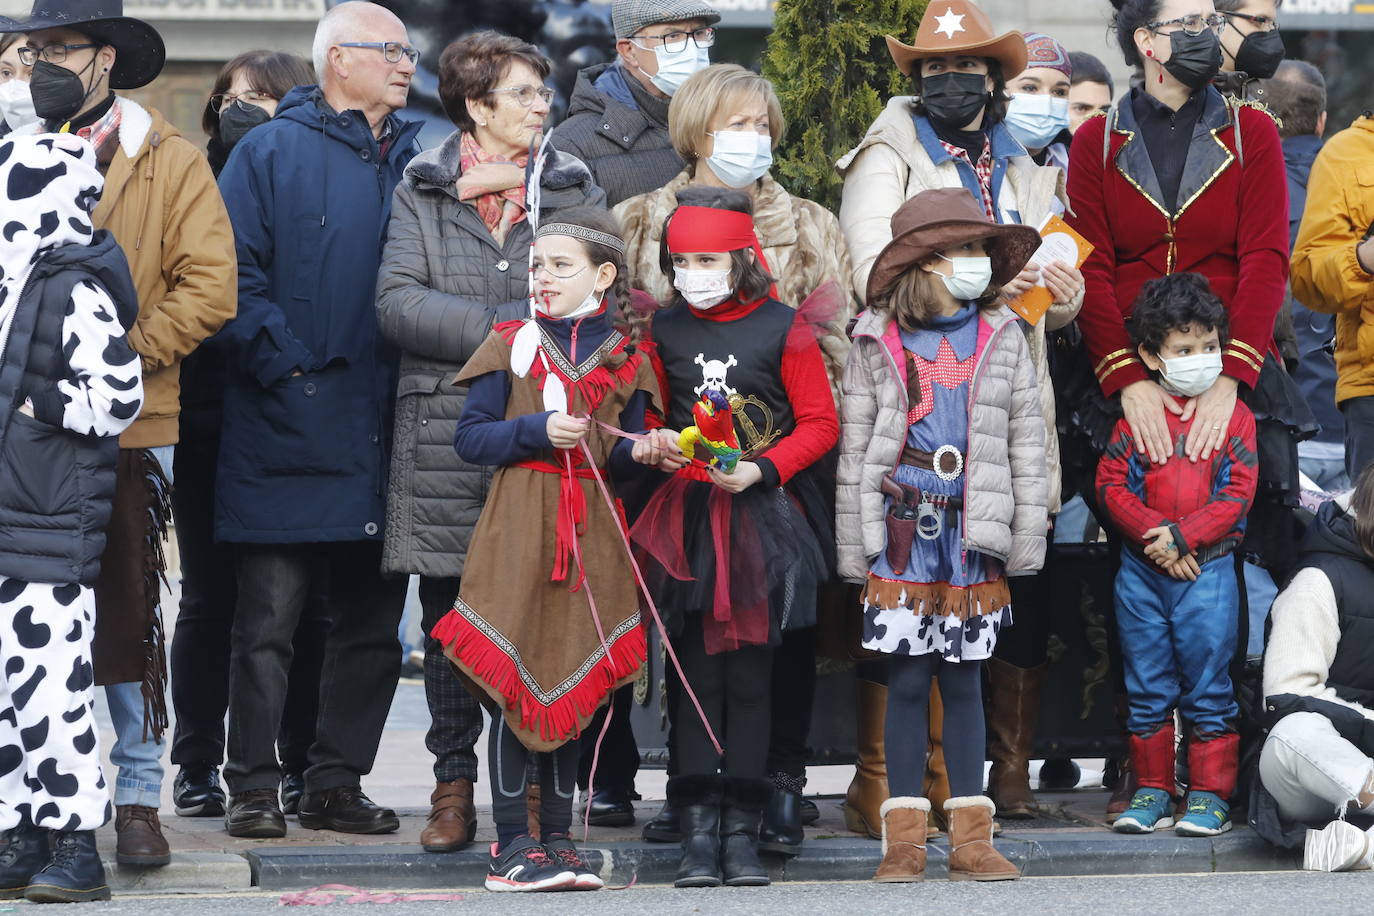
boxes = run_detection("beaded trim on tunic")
[535,222,626,253]
[538,327,625,381]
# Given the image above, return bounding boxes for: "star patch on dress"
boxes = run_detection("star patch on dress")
[907,338,977,425]
[933,8,966,40]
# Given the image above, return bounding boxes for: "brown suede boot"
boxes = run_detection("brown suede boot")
[925,680,951,836]
[420,779,477,853]
[115,805,170,867]
[945,796,1019,881]
[843,678,889,839]
[1106,696,1138,824]
[986,658,1046,819]
[873,797,929,883]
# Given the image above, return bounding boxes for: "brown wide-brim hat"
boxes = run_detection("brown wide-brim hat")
[867,188,1042,304]
[885,0,1028,78]
[10,1,166,90]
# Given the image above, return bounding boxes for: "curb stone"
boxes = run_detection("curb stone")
[107,852,254,892]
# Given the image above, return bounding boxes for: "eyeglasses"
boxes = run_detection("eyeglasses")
[1222,10,1279,32]
[629,27,716,53]
[338,42,420,65]
[17,42,98,66]
[533,261,589,280]
[1147,13,1226,36]
[488,85,555,108]
[209,90,277,114]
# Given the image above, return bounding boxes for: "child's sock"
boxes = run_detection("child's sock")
[495,824,527,853]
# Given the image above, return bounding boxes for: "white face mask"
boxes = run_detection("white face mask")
[643,42,710,96]
[936,254,994,301]
[0,80,37,133]
[1158,352,1223,398]
[705,130,772,188]
[1003,93,1070,151]
[534,263,609,320]
[673,265,733,309]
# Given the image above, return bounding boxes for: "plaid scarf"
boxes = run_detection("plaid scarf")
[76,101,122,171]
[456,132,528,245]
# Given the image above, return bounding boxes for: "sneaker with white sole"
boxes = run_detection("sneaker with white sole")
[484,837,576,892]
[1112,787,1175,834]
[1304,821,1372,872]
[544,835,604,890]
[1175,791,1232,837]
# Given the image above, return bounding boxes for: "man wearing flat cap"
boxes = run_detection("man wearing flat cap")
[555,0,720,205]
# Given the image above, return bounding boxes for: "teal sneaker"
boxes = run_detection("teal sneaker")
[1175,791,1232,837]
[1112,787,1174,834]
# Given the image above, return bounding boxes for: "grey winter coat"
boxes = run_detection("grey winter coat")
[377,130,605,578]
[836,306,1049,582]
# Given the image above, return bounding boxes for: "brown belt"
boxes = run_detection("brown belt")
[901,445,962,476]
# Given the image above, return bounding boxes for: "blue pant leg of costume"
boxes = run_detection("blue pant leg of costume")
[1114,549,1181,735]
[1170,556,1239,735]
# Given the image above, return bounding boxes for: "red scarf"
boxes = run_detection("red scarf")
[456,132,527,244]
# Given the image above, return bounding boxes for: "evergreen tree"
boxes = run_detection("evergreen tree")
[762,0,929,212]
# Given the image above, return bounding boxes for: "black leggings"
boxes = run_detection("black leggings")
[885,654,985,799]
[674,614,773,779]
[488,716,578,848]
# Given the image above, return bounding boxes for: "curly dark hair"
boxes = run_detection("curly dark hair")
[1129,272,1230,356]
[1109,0,1166,68]
[657,186,775,306]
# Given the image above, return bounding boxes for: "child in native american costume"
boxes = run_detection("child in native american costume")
[431,208,661,893]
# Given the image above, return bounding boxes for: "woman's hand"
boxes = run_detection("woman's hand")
[708,461,763,494]
[1041,260,1083,305]
[1120,379,1183,465]
[1001,267,1040,300]
[546,412,590,450]
[1180,375,1238,462]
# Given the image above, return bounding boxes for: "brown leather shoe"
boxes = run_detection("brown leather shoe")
[873,797,929,883]
[420,779,477,853]
[986,658,1046,819]
[115,805,171,867]
[842,678,888,839]
[945,796,1019,881]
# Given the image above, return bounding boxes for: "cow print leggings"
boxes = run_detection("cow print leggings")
[0,577,110,832]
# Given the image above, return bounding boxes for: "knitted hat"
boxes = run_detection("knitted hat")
[1022,32,1072,79]
[612,0,721,40]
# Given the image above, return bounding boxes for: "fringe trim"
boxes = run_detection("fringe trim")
[429,605,646,746]
[137,448,171,743]
[863,574,1010,623]
[494,320,643,415]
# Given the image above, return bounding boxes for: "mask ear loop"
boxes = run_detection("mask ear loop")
[54,50,108,134]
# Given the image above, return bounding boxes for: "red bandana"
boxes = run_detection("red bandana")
[665,205,778,299]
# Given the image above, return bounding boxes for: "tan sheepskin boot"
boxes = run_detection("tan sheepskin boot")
[945,796,1019,881]
[873,797,929,883]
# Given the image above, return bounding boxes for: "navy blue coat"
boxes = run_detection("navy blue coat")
[214,86,422,543]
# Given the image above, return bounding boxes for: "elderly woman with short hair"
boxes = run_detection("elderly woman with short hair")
[375,29,603,855]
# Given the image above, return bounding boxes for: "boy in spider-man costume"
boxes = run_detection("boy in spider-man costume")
[1096,273,1258,840]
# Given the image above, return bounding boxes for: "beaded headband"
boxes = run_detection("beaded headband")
[535,222,626,254]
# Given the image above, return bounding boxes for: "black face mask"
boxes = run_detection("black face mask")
[1231,27,1285,79]
[920,71,989,129]
[219,103,271,150]
[30,56,103,124]
[1163,29,1224,90]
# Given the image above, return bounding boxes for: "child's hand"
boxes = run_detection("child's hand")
[17,398,34,418]
[1164,553,1202,582]
[1142,525,1180,566]
[546,412,590,450]
[652,429,689,472]
[708,460,763,494]
[631,432,663,466]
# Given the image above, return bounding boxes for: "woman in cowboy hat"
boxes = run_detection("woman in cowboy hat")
[835,0,1082,838]
[836,187,1048,883]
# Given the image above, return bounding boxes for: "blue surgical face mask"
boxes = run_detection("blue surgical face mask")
[1003,93,1070,151]
[640,42,710,96]
[705,130,772,188]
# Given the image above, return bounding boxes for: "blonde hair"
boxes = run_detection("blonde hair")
[667,63,784,162]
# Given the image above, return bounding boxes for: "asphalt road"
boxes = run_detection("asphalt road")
[32,872,1370,915]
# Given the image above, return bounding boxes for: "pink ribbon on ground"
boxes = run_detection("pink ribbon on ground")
[279,885,465,905]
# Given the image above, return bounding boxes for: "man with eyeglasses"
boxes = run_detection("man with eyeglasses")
[3,0,237,873]
[1215,0,1285,100]
[212,0,423,841]
[556,0,720,206]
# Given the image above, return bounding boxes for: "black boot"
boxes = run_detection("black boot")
[642,799,681,843]
[0,822,49,899]
[668,775,723,888]
[25,831,110,903]
[721,778,771,887]
[759,783,803,857]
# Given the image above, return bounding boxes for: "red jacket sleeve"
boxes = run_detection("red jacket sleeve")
[1067,115,1150,397]
[1221,108,1290,388]
[755,314,840,487]
[1173,405,1259,554]
[636,335,668,431]
[1096,417,1171,544]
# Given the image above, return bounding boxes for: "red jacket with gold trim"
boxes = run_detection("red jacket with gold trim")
[1067,86,1289,397]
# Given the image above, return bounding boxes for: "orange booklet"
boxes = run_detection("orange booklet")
[1006,213,1093,326]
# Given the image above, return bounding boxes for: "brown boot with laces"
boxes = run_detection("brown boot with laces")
[420,779,476,853]
[115,805,170,867]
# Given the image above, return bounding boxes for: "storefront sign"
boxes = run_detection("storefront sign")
[1282,0,1374,28]
[124,0,324,20]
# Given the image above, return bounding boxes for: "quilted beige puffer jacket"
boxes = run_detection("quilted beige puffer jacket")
[836,305,1049,582]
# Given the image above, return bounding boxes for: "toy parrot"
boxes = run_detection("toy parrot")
[678,389,742,473]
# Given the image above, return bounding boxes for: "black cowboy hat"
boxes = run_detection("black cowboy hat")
[7,1,166,90]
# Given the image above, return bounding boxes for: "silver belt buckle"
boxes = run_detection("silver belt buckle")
[933,444,964,482]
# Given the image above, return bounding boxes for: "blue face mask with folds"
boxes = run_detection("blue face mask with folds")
[1003,93,1070,151]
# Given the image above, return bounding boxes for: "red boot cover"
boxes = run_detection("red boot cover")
[1188,732,1240,798]
[1129,722,1177,794]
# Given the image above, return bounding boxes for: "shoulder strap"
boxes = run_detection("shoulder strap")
[1101,101,1118,169]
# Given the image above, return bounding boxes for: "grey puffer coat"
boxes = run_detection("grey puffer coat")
[377,130,605,578]
[836,306,1049,582]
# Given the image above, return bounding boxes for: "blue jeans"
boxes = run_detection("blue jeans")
[1115,549,1239,735]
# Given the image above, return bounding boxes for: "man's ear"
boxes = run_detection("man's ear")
[327,44,348,81]
[1138,343,1163,372]
[615,38,638,70]
[97,44,116,77]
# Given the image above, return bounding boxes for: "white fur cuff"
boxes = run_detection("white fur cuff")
[880,797,931,817]
[944,795,996,812]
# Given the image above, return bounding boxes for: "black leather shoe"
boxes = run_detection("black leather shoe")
[800,796,819,825]
[642,800,681,843]
[668,776,724,888]
[0,823,49,899]
[1039,758,1083,790]
[583,786,635,827]
[759,787,803,857]
[280,770,306,815]
[173,764,226,818]
[225,788,287,838]
[721,778,771,886]
[298,786,399,834]
[24,831,110,903]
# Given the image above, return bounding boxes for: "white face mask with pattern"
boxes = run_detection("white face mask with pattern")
[673,266,733,309]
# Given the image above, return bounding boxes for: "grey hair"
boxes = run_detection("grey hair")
[312,1,391,83]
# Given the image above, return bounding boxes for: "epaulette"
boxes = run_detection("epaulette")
[1084,108,1108,122]
[1230,96,1283,132]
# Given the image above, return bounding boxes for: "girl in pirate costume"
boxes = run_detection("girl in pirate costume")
[431,208,661,893]
[630,187,839,888]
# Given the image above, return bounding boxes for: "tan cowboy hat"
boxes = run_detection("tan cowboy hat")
[885,0,1028,78]
[866,188,1041,304]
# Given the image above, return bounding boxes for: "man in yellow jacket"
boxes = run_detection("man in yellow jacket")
[1291,113,1374,480]
[8,0,237,868]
